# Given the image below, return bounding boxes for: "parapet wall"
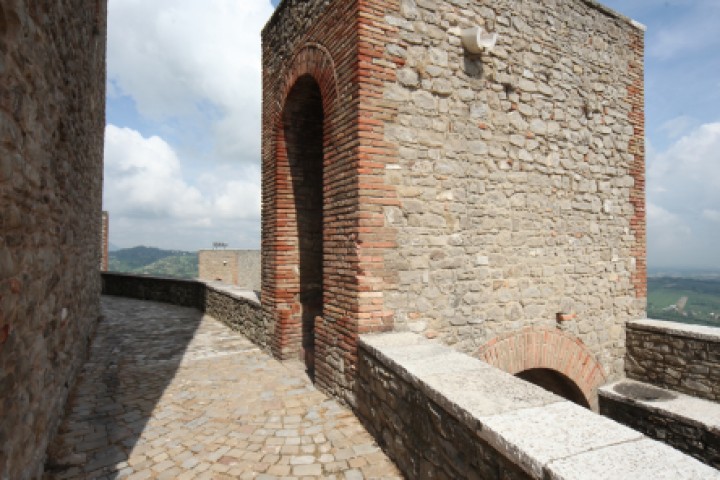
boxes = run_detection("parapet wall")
[356,332,719,479]
[0,2,107,478]
[98,276,720,477]
[599,379,720,468]
[102,273,204,308]
[626,319,720,401]
[101,273,266,349]
[204,284,268,350]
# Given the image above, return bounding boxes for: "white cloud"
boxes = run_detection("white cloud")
[104,125,260,249]
[104,125,206,219]
[650,123,720,190]
[658,115,695,140]
[647,202,692,249]
[702,209,720,223]
[104,1,272,250]
[648,122,720,267]
[107,0,274,163]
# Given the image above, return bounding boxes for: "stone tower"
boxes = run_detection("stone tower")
[262,0,645,408]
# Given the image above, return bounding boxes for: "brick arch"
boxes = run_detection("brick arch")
[274,42,339,126]
[477,328,607,408]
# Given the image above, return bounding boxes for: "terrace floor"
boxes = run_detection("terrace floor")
[44,296,401,480]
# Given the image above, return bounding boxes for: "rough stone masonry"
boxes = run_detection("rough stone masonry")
[0,1,107,478]
[263,0,645,407]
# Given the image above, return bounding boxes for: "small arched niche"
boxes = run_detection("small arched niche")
[516,368,591,408]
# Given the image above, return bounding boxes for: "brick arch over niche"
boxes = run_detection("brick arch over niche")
[477,328,607,409]
[273,43,339,126]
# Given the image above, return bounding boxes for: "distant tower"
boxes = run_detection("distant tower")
[101,211,109,271]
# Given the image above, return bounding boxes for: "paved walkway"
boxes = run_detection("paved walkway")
[45,296,401,480]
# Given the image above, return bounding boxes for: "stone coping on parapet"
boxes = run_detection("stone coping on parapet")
[600,379,720,433]
[630,318,720,342]
[359,332,720,480]
[103,271,198,284]
[203,281,260,304]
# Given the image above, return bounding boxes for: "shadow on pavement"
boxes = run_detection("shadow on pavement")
[44,296,203,479]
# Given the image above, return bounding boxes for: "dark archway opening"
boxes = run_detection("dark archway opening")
[282,75,324,379]
[517,368,590,409]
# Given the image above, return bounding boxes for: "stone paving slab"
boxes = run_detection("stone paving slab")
[44,296,401,479]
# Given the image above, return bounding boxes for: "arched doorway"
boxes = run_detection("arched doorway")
[281,75,324,378]
[516,368,590,408]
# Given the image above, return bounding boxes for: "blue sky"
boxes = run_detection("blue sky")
[105,0,720,269]
[601,0,720,269]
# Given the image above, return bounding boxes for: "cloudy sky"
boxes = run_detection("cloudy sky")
[105,0,720,269]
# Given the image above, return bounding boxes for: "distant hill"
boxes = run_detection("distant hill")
[108,246,198,280]
[648,266,720,279]
[648,276,720,328]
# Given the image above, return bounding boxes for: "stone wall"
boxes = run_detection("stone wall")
[356,332,718,479]
[626,319,720,401]
[369,0,646,383]
[204,286,267,350]
[198,249,261,290]
[0,1,107,477]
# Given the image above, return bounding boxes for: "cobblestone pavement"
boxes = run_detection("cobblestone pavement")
[45,296,402,480]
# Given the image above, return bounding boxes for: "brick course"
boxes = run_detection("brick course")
[263,0,400,404]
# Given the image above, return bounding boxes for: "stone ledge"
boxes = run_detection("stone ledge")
[547,438,714,479]
[101,272,204,307]
[599,379,720,468]
[600,379,720,431]
[629,318,720,342]
[204,281,260,304]
[359,332,720,479]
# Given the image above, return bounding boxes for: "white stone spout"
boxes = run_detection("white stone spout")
[461,26,498,53]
